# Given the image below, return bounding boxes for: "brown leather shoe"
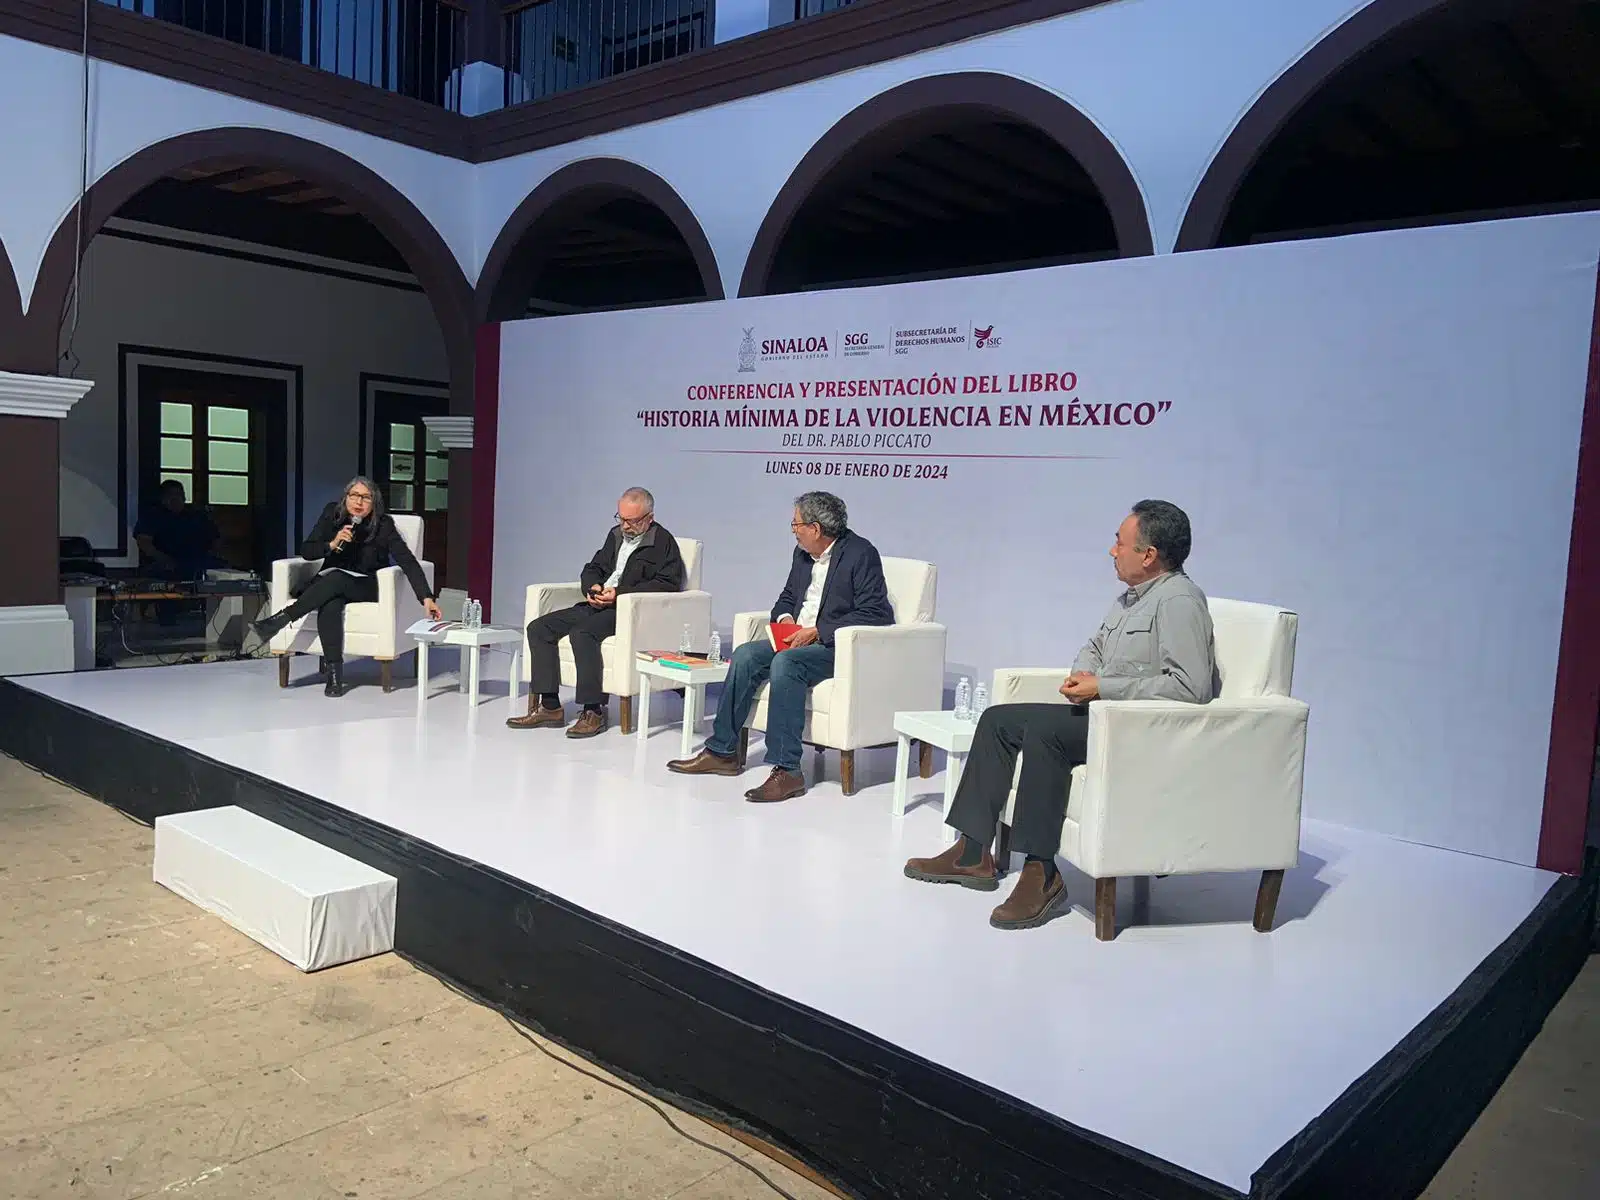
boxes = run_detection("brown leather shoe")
[507,699,564,729]
[990,861,1067,929]
[667,749,742,776]
[744,767,806,803]
[903,837,999,891]
[566,708,608,739]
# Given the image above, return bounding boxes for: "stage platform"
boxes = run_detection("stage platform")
[1,657,1594,1200]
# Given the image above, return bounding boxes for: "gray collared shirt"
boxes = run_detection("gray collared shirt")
[1073,570,1216,703]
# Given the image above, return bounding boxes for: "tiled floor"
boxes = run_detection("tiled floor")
[0,754,836,1200]
[1,752,1593,1200]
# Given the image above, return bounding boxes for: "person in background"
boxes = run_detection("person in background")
[902,500,1216,930]
[134,479,221,580]
[508,487,685,739]
[132,479,224,625]
[667,491,893,803]
[251,476,441,696]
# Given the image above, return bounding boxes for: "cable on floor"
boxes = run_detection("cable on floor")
[425,972,807,1200]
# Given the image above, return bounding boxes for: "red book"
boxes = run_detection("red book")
[767,621,805,650]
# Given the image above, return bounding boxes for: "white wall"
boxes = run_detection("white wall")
[0,33,477,314]
[493,213,1600,869]
[59,233,448,561]
[474,0,1376,291]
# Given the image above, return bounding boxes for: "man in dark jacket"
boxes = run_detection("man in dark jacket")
[509,487,685,738]
[668,491,893,802]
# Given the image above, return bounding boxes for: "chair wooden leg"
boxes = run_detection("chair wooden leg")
[1254,869,1285,933]
[619,695,634,735]
[840,750,856,796]
[918,740,934,779]
[277,655,290,688]
[1094,878,1117,941]
[379,659,393,693]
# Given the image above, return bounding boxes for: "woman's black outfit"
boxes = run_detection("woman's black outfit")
[255,503,434,694]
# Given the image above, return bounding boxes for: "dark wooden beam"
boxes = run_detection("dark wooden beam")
[895,150,1021,211]
[1488,20,1581,139]
[1406,57,1481,144]
[1342,101,1408,156]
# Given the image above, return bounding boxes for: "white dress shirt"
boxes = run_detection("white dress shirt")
[791,541,834,628]
[605,533,643,589]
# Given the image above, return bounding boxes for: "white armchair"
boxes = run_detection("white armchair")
[520,537,710,734]
[994,597,1307,940]
[269,514,433,692]
[732,557,946,795]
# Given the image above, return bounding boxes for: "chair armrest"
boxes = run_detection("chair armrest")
[1074,696,1309,878]
[376,562,432,658]
[525,582,585,625]
[991,667,1075,706]
[611,591,714,693]
[733,611,767,648]
[614,590,714,657]
[831,622,948,749]
[269,558,321,652]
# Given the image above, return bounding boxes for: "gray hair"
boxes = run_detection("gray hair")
[620,487,654,511]
[339,475,385,524]
[1131,499,1192,571]
[794,491,848,538]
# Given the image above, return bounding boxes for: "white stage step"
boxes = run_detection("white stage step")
[153,806,396,971]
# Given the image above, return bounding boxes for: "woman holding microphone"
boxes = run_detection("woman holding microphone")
[252,476,441,696]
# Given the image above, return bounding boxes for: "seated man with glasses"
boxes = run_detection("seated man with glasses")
[508,487,685,738]
[667,490,893,803]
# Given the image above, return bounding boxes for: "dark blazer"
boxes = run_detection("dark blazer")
[771,529,894,647]
[579,522,686,596]
[301,503,433,602]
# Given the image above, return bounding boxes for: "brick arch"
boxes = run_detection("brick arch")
[1175,0,1453,252]
[0,241,23,372]
[476,157,724,323]
[21,126,474,404]
[738,71,1153,298]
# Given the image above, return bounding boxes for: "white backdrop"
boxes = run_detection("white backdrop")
[494,214,1600,868]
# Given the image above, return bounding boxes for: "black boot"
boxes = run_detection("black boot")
[324,662,347,697]
[252,611,292,644]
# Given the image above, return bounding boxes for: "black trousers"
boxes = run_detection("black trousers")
[280,571,377,664]
[946,703,1091,859]
[526,603,618,706]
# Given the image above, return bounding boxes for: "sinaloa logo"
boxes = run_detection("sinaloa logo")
[737,327,757,373]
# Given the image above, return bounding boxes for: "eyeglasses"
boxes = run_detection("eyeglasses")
[791,520,817,531]
[347,491,373,502]
[615,511,653,528]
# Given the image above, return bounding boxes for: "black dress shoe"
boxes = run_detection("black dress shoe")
[324,663,348,697]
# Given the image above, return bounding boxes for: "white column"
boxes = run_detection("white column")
[0,372,94,677]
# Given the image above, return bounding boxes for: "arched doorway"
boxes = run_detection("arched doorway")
[1177,0,1599,249]
[739,72,1152,297]
[476,158,723,322]
[25,127,476,608]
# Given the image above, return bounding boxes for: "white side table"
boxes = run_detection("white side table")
[409,621,524,729]
[892,710,978,843]
[636,657,730,758]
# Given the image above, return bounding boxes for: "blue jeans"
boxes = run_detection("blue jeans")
[706,639,835,771]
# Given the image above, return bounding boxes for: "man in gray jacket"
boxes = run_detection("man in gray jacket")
[904,499,1216,930]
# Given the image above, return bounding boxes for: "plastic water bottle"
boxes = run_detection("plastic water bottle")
[680,623,693,654]
[971,682,989,722]
[953,676,971,721]
[708,630,722,667]
[471,600,482,629]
